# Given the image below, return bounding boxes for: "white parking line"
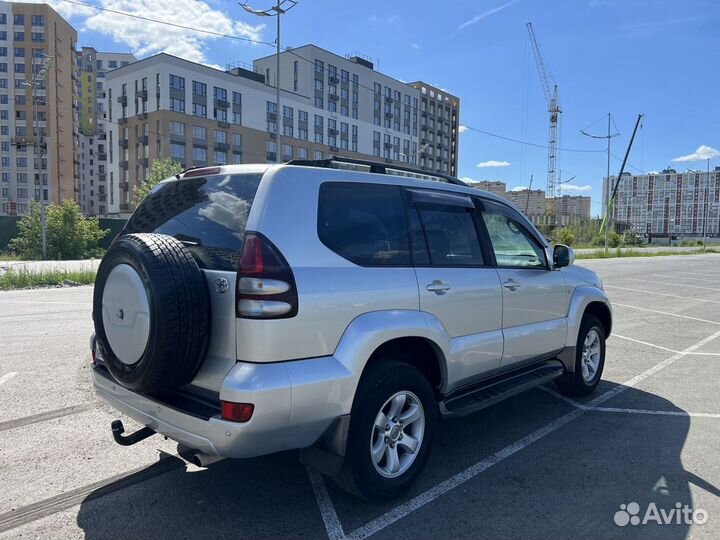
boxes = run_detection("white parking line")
[0,372,18,387]
[611,334,720,356]
[312,328,720,540]
[652,273,720,284]
[670,270,720,279]
[624,277,720,292]
[612,303,720,326]
[604,285,720,305]
[308,468,345,540]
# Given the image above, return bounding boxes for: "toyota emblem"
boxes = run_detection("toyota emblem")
[214,278,229,294]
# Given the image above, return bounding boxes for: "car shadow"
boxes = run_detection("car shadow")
[76,385,716,540]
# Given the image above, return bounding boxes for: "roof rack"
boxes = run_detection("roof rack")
[285,155,467,187]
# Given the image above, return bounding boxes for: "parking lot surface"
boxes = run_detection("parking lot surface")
[1,254,719,539]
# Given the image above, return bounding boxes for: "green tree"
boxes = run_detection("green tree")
[9,200,109,260]
[132,157,184,208]
[557,228,576,246]
[608,231,622,248]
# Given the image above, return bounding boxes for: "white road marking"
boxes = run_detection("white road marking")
[612,303,720,326]
[604,285,720,305]
[0,372,18,387]
[342,328,720,540]
[542,387,720,418]
[611,333,720,355]
[0,300,92,306]
[669,270,720,279]
[308,468,346,540]
[652,273,720,284]
[624,277,720,292]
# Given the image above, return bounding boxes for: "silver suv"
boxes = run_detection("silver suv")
[90,157,611,500]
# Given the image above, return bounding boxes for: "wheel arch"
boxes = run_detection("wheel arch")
[584,301,612,338]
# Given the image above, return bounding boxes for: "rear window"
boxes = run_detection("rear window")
[122,173,262,270]
[318,182,410,266]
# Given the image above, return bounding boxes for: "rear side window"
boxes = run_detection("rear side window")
[415,205,484,266]
[123,173,261,270]
[318,182,410,266]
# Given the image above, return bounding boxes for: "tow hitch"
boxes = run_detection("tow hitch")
[111,420,156,446]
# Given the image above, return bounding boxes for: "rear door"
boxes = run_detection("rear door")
[476,199,569,368]
[408,189,504,391]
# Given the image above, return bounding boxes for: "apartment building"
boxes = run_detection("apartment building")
[467,180,507,196]
[76,46,135,215]
[106,47,461,215]
[409,82,459,177]
[0,1,77,215]
[603,168,720,237]
[554,194,591,219]
[503,189,547,217]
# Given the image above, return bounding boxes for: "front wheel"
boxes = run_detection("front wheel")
[555,314,606,396]
[335,361,437,500]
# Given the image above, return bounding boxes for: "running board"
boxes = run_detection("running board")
[439,360,564,417]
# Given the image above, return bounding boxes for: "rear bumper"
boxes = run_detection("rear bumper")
[92,355,355,459]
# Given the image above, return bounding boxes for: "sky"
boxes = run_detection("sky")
[27,0,720,215]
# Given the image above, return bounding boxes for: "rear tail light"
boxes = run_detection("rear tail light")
[236,232,298,319]
[221,401,254,422]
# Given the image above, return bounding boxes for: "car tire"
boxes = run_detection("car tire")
[555,314,606,396]
[335,360,437,501]
[93,233,210,393]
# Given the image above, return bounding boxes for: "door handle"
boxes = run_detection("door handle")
[426,280,451,295]
[503,279,520,291]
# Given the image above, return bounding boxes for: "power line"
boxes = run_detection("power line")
[59,0,274,45]
[462,126,604,153]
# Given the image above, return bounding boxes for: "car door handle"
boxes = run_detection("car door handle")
[503,279,520,291]
[426,280,451,295]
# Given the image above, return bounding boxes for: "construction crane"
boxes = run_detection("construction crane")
[526,22,561,223]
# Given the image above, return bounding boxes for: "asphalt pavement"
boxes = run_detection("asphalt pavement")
[1,254,719,539]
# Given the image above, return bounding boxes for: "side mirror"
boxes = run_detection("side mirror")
[553,244,575,268]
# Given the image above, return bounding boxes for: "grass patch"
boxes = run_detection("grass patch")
[577,248,720,260]
[0,268,96,290]
[0,253,21,261]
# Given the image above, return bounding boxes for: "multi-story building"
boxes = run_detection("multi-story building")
[467,180,507,196]
[603,168,720,237]
[76,47,135,215]
[409,82,459,177]
[503,189,547,217]
[554,194,591,219]
[0,1,78,215]
[106,47,461,215]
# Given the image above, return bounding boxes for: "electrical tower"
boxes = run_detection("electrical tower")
[526,22,561,222]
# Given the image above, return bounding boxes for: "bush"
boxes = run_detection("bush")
[608,231,622,248]
[9,200,110,260]
[557,228,576,246]
[622,230,644,246]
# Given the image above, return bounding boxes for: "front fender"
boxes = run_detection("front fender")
[565,286,612,349]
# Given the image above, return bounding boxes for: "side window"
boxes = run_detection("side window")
[318,182,410,266]
[415,203,483,266]
[480,202,547,268]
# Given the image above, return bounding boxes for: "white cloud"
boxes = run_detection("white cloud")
[510,186,528,192]
[37,0,265,65]
[559,184,592,192]
[387,15,399,23]
[411,43,420,49]
[457,0,518,31]
[671,145,720,163]
[458,125,468,133]
[477,160,511,168]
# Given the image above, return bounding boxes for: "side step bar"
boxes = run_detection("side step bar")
[440,360,564,417]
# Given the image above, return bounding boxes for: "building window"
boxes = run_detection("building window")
[314,59,323,74]
[31,33,44,43]
[266,140,277,161]
[192,125,206,140]
[193,103,206,117]
[298,147,308,159]
[266,100,277,114]
[214,150,227,164]
[169,121,185,136]
[169,97,185,113]
[314,96,323,109]
[214,130,226,144]
[13,14,24,25]
[214,86,227,101]
[282,143,292,159]
[283,124,293,137]
[192,80,206,95]
[232,133,242,147]
[293,60,298,91]
[170,142,185,160]
[314,150,323,160]
[169,74,185,90]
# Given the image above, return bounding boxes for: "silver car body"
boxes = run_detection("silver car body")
[92,163,611,458]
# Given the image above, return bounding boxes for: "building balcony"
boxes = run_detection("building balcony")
[328,75,339,84]
[136,89,147,100]
[119,139,128,148]
[117,95,127,105]
[217,120,230,129]
[214,99,230,109]
[97,153,107,161]
[215,142,230,151]
[328,93,339,101]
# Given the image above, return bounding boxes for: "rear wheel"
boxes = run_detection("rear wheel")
[335,361,437,500]
[555,314,606,396]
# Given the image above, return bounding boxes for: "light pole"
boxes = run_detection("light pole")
[23,53,54,259]
[240,0,298,164]
[704,158,711,252]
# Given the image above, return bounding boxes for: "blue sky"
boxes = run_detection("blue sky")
[45,0,720,215]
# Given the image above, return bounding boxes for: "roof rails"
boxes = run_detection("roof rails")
[285,155,467,187]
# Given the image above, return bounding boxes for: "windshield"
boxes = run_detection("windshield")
[122,173,262,270]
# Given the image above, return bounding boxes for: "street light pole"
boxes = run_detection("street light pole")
[239,0,298,164]
[704,158,710,252]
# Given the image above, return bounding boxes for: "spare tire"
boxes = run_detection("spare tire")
[92,233,211,393]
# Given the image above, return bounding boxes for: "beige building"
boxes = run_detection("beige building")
[0,1,78,215]
[467,180,506,196]
[554,194,591,219]
[504,189,547,216]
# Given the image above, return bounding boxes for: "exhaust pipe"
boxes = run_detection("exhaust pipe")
[177,444,226,467]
